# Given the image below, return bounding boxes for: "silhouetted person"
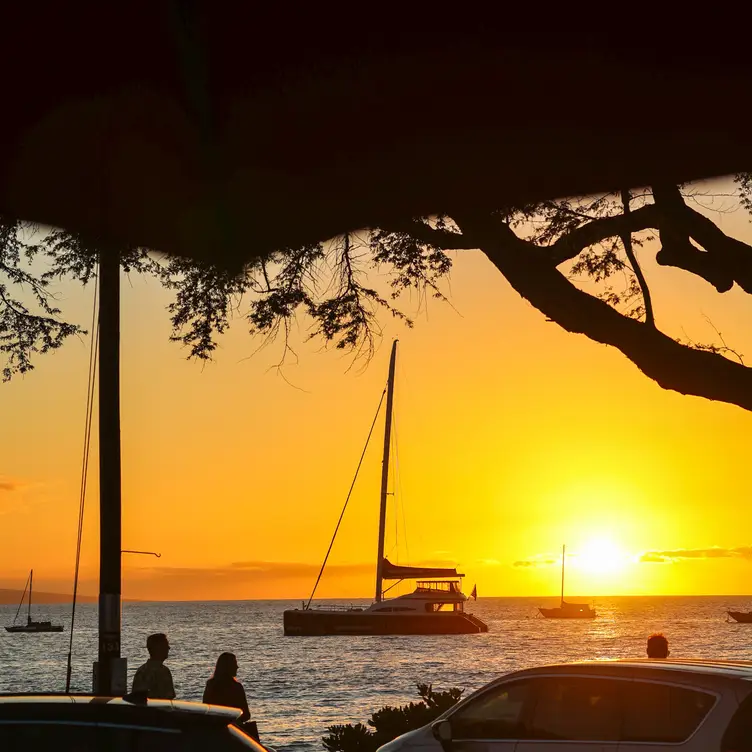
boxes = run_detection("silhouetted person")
[132,633,176,699]
[203,652,251,723]
[647,632,669,658]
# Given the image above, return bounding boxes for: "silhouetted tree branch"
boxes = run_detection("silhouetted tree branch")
[0,219,83,381]
[381,220,476,251]
[653,183,752,292]
[680,315,745,366]
[452,208,752,411]
[5,177,752,415]
[547,204,660,265]
[619,188,655,327]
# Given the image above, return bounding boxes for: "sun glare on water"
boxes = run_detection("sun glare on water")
[576,537,628,575]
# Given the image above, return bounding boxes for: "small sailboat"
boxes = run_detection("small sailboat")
[283,341,488,636]
[5,570,64,633]
[538,545,596,619]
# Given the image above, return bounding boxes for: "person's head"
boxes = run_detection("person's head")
[146,633,170,662]
[213,652,239,681]
[646,632,669,658]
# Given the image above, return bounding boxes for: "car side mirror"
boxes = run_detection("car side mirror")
[432,720,453,752]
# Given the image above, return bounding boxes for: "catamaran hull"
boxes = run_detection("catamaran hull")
[5,625,64,633]
[283,609,488,635]
[539,607,596,619]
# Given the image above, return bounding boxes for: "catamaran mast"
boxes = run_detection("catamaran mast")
[95,248,123,694]
[28,569,33,625]
[375,340,398,602]
[560,544,565,606]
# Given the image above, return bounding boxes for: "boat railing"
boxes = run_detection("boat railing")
[415,580,461,593]
[303,604,365,612]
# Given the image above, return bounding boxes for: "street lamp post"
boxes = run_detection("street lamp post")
[122,551,161,558]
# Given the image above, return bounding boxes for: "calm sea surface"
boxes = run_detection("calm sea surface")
[2,596,752,750]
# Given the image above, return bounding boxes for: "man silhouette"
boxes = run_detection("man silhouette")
[646,632,669,658]
[132,633,175,699]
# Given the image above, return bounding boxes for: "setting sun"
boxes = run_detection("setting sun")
[576,538,628,575]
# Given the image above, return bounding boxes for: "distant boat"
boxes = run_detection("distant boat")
[5,570,64,633]
[538,545,596,619]
[283,341,488,636]
[728,610,752,623]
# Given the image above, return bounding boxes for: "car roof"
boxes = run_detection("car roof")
[502,659,752,687]
[0,695,240,727]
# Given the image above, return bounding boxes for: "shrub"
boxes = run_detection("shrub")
[323,684,463,752]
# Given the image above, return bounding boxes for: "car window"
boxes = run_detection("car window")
[119,725,261,752]
[104,725,254,752]
[621,681,716,743]
[0,722,236,752]
[102,725,186,752]
[527,676,621,741]
[0,722,100,751]
[450,680,532,739]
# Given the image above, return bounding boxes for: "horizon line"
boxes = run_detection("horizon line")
[5,590,752,604]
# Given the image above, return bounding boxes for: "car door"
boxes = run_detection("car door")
[618,679,718,752]
[447,677,535,752]
[0,721,100,751]
[515,675,620,752]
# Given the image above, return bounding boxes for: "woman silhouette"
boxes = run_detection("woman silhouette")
[203,652,251,723]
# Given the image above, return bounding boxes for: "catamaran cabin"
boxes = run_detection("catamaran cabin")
[367,580,467,614]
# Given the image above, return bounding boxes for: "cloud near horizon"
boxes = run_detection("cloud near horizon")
[0,477,20,492]
[640,546,752,563]
[120,558,460,599]
[513,555,559,568]
[136,560,374,581]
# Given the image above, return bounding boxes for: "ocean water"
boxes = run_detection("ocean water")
[2,596,752,750]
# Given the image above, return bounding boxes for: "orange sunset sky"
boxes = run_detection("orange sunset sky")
[3,178,752,601]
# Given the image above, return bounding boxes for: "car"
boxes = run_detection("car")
[377,659,752,752]
[0,693,271,751]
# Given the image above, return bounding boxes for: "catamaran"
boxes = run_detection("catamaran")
[538,545,596,619]
[283,341,488,636]
[5,570,64,633]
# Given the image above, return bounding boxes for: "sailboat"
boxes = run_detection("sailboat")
[5,570,64,633]
[283,341,488,636]
[538,545,596,619]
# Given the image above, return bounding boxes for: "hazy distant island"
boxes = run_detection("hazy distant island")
[0,588,98,605]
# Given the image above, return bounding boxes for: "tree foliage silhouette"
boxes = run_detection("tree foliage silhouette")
[3,176,752,412]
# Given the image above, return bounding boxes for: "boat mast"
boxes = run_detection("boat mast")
[560,544,565,606]
[11,572,30,626]
[375,340,398,602]
[28,569,33,625]
[95,248,123,694]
